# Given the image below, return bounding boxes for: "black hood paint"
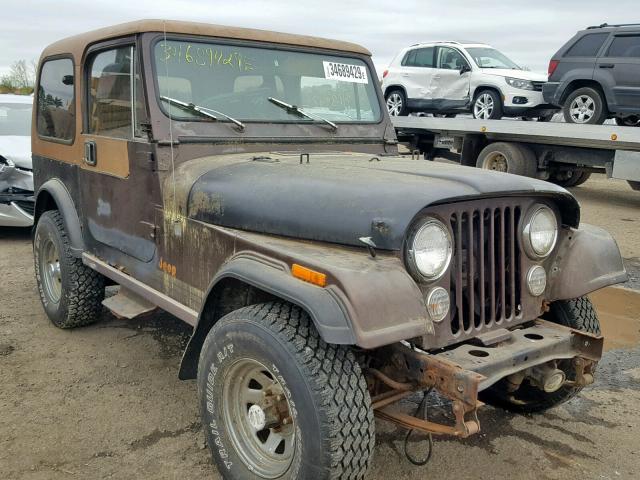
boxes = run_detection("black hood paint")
[187,153,577,250]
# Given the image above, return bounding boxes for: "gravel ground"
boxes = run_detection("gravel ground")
[1,174,639,480]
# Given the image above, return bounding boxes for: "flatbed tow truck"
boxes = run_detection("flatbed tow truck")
[392,116,640,190]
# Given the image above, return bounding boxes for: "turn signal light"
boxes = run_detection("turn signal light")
[292,264,327,287]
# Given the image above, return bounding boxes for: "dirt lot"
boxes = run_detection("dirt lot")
[1,175,639,480]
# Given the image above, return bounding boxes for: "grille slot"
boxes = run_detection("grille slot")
[450,205,522,335]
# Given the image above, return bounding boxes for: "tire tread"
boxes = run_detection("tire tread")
[203,302,375,479]
[35,210,104,328]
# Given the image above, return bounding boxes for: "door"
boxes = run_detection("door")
[596,34,640,111]
[79,41,158,263]
[398,47,436,103]
[430,47,471,110]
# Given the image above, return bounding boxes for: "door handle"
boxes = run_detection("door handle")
[433,75,441,79]
[84,141,97,166]
[599,64,615,69]
[401,73,409,77]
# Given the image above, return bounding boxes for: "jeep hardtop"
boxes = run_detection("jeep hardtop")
[32,20,627,480]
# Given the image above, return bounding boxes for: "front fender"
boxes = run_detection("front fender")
[213,255,357,344]
[179,254,356,380]
[548,223,628,301]
[178,245,431,380]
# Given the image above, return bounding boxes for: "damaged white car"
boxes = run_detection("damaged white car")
[0,94,33,227]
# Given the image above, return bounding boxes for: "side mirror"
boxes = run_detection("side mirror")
[459,65,471,75]
[62,75,74,86]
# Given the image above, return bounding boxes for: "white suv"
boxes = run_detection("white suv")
[381,41,557,120]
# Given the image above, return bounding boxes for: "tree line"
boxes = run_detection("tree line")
[0,60,37,95]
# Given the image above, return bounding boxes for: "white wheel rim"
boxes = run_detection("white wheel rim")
[386,93,403,116]
[569,95,595,123]
[482,152,508,172]
[474,93,494,119]
[222,358,296,478]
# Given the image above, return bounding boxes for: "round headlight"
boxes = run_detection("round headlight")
[410,219,453,280]
[527,265,547,296]
[426,287,450,322]
[524,206,558,258]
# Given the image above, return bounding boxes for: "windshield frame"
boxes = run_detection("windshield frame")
[149,34,384,127]
[465,47,521,70]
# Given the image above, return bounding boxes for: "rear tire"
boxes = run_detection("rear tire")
[563,87,607,124]
[33,210,105,329]
[385,89,408,116]
[472,90,503,120]
[476,142,537,177]
[480,296,600,413]
[550,169,591,187]
[198,302,375,480]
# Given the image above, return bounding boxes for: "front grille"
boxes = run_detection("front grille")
[14,200,35,216]
[449,204,522,336]
[531,81,545,92]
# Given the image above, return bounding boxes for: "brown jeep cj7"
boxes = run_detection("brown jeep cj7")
[31,20,627,479]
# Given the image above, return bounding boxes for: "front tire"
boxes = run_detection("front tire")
[563,87,607,124]
[473,90,503,120]
[385,89,407,116]
[33,210,105,328]
[480,296,600,413]
[198,302,375,480]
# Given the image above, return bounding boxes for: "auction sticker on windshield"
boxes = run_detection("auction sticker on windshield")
[323,61,368,84]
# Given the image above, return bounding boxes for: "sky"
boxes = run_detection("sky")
[0,0,636,78]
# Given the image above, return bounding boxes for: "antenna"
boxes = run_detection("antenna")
[162,20,178,219]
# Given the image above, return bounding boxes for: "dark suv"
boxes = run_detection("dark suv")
[544,23,640,125]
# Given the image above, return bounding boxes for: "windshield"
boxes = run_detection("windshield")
[466,47,520,70]
[153,39,381,124]
[0,102,32,136]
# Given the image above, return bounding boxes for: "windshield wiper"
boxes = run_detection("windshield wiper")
[159,95,245,131]
[267,97,337,131]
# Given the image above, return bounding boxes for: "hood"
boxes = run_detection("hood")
[186,152,575,250]
[480,68,548,82]
[0,136,31,169]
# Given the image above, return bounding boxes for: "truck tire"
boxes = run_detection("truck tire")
[476,142,537,177]
[480,296,600,413]
[385,89,407,116]
[33,210,105,328]
[472,90,503,120]
[550,169,591,187]
[563,87,607,124]
[198,302,375,480]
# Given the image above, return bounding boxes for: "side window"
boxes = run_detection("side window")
[414,48,434,68]
[565,33,609,57]
[437,47,467,70]
[401,49,417,66]
[402,48,434,68]
[607,35,640,57]
[36,58,75,141]
[88,45,143,138]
